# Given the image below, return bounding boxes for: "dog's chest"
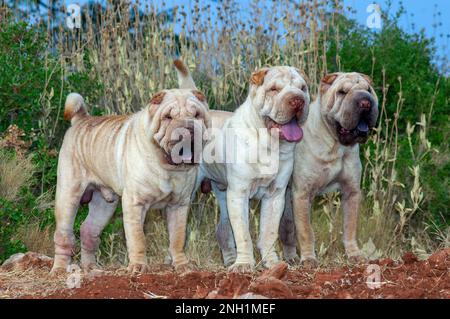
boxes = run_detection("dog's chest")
[316,156,345,194]
[250,152,293,199]
[249,176,277,199]
[250,165,292,199]
[147,172,196,208]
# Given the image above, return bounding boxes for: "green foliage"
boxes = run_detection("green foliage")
[0,198,26,261]
[0,195,31,262]
[0,16,104,261]
[0,16,103,147]
[0,20,47,134]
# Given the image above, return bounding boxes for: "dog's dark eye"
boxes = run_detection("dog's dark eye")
[165,114,172,120]
[301,85,307,92]
[338,89,347,95]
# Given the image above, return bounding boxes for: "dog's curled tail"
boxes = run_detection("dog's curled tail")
[64,93,88,123]
[173,59,197,90]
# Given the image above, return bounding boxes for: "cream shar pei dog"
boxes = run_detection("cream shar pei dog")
[280,72,379,266]
[51,60,210,273]
[194,66,310,272]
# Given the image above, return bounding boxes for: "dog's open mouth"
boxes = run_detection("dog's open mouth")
[265,117,303,143]
[337,120,370,139]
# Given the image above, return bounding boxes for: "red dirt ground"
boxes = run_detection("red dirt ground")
[1,249,449,299]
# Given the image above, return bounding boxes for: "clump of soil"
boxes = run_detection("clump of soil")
[1,252,53,271]
[1,250,449,299]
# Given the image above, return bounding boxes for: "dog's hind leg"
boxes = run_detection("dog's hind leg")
[80,189,118,270]
[279,187,300,265]
[51,170,86,274]
[213,183,237,267]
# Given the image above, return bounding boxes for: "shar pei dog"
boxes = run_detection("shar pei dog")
[51,60,210,274]
[190,66,310,272]
[279,72,379,266]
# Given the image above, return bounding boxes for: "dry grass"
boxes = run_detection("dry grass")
[0,152,33,202]
[0,125,34,201]
[0,267,64,298]
[15,223,54,257]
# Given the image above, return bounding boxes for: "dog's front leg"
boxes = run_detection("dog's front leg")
[227,188,254,272]
[213,183,237,267]
[341,185,364,261]
[292,184,317,266]
[122,191,149,273]
[279,186,300,264]
[166,204,192,272]
[258,189,286,268]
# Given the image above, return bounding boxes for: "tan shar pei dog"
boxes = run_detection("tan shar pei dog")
[279,72,379,266]
[51,60,210,274]
[188,66,310,272]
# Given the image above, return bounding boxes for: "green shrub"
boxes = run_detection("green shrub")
[0,15,103,147]
[0,15,104,261]
[0,198,27,262]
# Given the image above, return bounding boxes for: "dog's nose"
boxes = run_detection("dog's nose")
[288,96,304,111]
[358,98,371,110]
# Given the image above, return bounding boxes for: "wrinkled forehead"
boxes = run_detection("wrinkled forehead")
[162,89,198,104]
[160,89,209,117]
[335,73,371,89]
[264,67,304,86]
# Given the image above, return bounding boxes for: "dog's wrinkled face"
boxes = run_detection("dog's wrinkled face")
[320,72,379,146]
[250,66,310,143]
[149,89,210,166]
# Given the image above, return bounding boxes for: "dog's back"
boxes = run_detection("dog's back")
[61,93,135,192]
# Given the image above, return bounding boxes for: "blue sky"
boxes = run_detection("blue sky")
[154,0,449,56]
[62,0,449,61]
[344,0,449,53]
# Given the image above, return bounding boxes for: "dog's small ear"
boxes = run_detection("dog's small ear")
[320,73,340,95]
[359,73,373,86]
[250,68,269,86]
[150,91,166,105]
[192,90,206,103]
[294,68,309,84]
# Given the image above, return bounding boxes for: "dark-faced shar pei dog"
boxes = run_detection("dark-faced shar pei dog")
[280,72,379,266]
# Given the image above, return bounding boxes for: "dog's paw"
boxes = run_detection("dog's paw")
[300,258,319,269]
[222,253,237,268]
[174,262,197,273]
[82,263,106,276]
[223,258,236,268]
[228,262,254,273]
[285,255,301,266]
[262,257,281,269]
[127,263,150,274]
[82,262,99,271]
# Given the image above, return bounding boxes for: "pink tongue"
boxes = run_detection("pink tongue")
[280,119,303,142]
